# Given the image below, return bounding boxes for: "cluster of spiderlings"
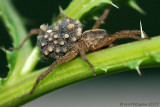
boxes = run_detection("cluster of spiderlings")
[37,19,82,60]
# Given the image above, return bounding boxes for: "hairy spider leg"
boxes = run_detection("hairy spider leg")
[54,13,71,21]
[78,41,96,76]
[107,30,149,47]
[104,30,148,47]
[9,29,42,50]
[92,6,111,29]
[21,50,78,97]
[115,30,149,38]
[79,49,96,76]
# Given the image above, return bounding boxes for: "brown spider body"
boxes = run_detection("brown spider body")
[9,7,148,97]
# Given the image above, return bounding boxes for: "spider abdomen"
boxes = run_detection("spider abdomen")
[37,19,82,60]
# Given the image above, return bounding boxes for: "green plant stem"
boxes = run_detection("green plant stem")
[0,36,160,106]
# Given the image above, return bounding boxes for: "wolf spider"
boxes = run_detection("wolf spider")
[10,7,148,97]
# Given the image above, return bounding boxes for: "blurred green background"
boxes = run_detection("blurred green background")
[0,0,160,106]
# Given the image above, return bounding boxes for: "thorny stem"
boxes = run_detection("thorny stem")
[0,36,160,106]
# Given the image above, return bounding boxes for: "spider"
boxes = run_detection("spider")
[10,7,148,97]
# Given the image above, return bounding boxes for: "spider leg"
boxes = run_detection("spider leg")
[78,42,96,76]
[54,13,71,22]
[115,30,149,38]
[109,30,149,40]
[92,6,111,29]
[21,50,78,97]
[103,30,149,47]
[9,29,42,50]
[106,30,148,48]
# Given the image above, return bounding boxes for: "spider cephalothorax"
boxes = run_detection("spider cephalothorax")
[10,7,148,97]
[37,19,82,60]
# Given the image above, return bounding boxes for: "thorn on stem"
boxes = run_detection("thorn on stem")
[136,66,142,76]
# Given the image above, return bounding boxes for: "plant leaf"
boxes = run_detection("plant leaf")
[57,0,117,20]
[0,0,33,85]
[128,0,145,14]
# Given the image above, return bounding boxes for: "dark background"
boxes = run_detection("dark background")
[0,0,160,107]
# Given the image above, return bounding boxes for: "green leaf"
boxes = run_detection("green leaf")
[58,0,117,19]
[128,0,145,14]
[0,78,7,88]
[0,0,33,85]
